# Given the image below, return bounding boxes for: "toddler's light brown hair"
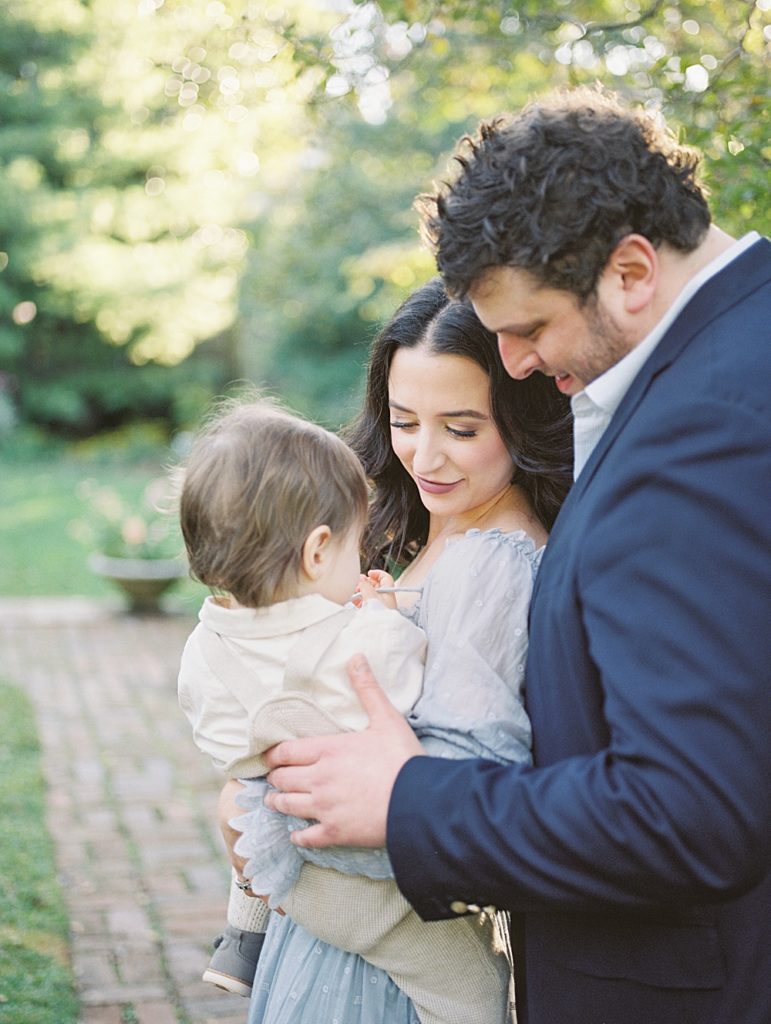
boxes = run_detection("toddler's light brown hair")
[180,399,368,607]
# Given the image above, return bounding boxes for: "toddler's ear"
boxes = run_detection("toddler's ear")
[300,524,332,581]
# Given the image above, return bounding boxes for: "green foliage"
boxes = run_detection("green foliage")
[18,351,229,436]
[0,0,244,435]
[0,455,150,596]
[73,476,183,560]
[235,111,452,426]
[1,0,768,432]
[5,287,229,435]
[0,445,206,607]
[0,681,79,1024]
[235,0,769,423]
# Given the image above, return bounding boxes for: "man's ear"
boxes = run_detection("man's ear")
[604,233,658,315]
[301,525,332,581]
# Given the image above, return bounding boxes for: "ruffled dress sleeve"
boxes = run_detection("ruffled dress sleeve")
[407,528,539,766]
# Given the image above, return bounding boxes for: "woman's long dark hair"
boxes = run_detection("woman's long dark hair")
[343,278,573,569]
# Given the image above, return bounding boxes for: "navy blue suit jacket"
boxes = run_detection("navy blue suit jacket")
[387,238,771,1024]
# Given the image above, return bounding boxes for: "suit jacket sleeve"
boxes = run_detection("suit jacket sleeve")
[387,388,771,920]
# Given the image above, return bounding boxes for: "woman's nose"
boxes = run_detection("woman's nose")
[411,429,444,474]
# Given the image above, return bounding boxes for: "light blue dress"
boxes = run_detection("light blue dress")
[237,529,541,1024]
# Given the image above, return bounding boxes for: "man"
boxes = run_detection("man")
[264,87,771,1023]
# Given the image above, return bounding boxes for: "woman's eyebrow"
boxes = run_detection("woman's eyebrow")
[389,400,488,419]
[440,409,488,419]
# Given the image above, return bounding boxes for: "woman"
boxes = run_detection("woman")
[229,278,572,1023]
[346,276,569,582]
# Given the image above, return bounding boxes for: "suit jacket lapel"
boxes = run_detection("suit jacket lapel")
[550,238,771,536]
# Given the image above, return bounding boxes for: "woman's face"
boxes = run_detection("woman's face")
[387,343,514,522]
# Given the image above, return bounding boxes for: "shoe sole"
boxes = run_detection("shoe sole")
[202,967,252,998]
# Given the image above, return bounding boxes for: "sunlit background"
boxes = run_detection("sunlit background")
[1,0,769,599]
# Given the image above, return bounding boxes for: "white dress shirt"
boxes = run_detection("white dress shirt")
[571,232,760,478]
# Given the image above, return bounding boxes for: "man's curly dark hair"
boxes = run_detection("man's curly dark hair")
[419,86,711,301]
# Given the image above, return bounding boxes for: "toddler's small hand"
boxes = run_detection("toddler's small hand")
[366,569,395,590]
[350,573,393,602]
[355,572,397,610]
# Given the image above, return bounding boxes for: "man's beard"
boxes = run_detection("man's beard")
[574,299,633,386]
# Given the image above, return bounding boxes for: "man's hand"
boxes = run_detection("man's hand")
[264,654,424,848]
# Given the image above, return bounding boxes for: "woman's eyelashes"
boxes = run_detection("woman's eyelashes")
[389,420,478,439]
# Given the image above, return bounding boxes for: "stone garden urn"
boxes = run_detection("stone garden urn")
[88,553,188,614]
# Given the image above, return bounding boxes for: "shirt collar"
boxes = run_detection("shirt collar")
[579,231,760,417]
[199,592,345,639]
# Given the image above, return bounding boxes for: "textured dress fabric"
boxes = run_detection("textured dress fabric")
[241,529,541,1024]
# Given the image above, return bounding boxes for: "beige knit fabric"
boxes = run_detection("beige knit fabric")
[283,864,513,1024]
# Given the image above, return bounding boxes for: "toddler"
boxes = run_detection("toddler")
[177,399,512,1024]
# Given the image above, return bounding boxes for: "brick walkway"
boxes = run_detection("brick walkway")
[0,598,247,1024]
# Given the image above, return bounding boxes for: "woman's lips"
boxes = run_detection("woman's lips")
[416,477,462,495]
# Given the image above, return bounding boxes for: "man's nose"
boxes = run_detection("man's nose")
[498,334,541,379]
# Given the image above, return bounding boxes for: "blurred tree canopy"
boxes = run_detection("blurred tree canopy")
[1,0,768,435]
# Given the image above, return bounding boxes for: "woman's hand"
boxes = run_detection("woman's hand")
[263,654,424,848]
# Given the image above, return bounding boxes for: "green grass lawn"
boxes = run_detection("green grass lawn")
[0,681,79,1024]
[0,448,206,610]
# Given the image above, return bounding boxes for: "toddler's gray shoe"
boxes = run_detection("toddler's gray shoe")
[201,924,265,997]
